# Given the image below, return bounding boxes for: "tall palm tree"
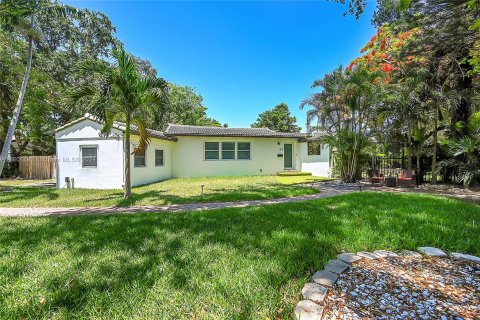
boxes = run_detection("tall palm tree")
[0,0,79,176]
[72,48,168,198]
[301,66,379,182]
[425,83,461,184]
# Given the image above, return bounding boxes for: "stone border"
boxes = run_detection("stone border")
[294,247,480,320]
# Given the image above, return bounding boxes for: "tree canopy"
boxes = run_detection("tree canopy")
[303,0,480,186]
[251,103,301,132]
[0,0,221,168]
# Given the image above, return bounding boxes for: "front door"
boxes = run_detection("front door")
[284,144,293,169]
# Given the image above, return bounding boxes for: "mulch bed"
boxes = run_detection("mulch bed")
[323,256,480,319]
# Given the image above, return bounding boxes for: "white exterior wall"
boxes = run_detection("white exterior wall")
[130,136,173,186]
[171,136,301,178]
[55,118,331,187]
[299,142,330,177]
[55,119,124,189]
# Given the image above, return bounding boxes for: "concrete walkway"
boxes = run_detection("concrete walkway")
[0,183,359,217]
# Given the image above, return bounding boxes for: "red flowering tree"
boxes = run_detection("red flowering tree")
[347,25,420,83]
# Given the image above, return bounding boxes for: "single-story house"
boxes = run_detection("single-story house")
[55,113,330,189]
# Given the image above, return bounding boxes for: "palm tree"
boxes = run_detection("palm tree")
[425,83,461,184]
[380,70,427,172]
[438,112,480,187]
[0,0,79,176]
[301,66,379,182]
[72,48,168,198]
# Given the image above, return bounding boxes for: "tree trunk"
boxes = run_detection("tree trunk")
[124,116,132,198]
[416,152,421,185]
[431,107,438,185]
[0,22,34,177]
[407,122,412,170]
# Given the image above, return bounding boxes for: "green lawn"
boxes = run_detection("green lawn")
[275,175,335,185]
[0,179,54,187]
[0,176,318,207]
[0,192,478,319]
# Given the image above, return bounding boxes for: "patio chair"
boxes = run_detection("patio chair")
[367,169,384,186]
[397,169,416,187]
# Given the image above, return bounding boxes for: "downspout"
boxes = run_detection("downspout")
[122,134,125,189]
[55,138,59,188]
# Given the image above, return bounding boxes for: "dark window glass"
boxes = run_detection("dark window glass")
[155,150,164,166]
[134,149,146,167]
[222,142,235,160]
[205,142,219,150]
[205,142,219,160]
[237,142,251,160]
[308,141,321,156]
[82,147,97,167]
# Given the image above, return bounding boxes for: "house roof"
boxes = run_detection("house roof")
[164,124,310,139]
[55,114,327,142]
[55,113,177,142]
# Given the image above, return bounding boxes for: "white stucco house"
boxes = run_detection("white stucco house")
[55,113,331,189]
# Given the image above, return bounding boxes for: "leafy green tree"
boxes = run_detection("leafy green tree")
[0,0,79,176]
[438,112,480,187]
[301,66,380,182]
[370,0,478,184]
[0,2,118,159]
[0,30,23,151]
[150,84,222,129]
[72,48,168,198]
[251,103,301,132]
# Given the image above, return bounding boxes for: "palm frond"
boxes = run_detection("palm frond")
[100,110,119,137]
[131,117,151,153]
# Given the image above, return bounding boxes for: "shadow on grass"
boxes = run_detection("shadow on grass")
[0,184,318,208]
[0,192,478,319]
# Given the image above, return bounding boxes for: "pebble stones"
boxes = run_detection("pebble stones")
[294,300,324,320]
[418,246,448,257]
[313,270,339,287]
[294,247,480,319]
[302,283,328,305]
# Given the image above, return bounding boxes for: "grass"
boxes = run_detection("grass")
[0,176,318,207]
[276,171,313,176]
[0,178,54,187]
[275,175,335,185]
[0,192,478,319]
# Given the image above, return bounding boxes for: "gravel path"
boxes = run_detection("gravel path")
[323,256,480,319]
[296,249,480,320]
[0,182,357,217]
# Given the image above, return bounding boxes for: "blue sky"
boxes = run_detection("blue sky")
[66,1,376,129]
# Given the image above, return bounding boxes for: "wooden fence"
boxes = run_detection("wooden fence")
[19,156,56,179]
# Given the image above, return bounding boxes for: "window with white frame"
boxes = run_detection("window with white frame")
[155,149,164,166]
[204,142,251,160]
[221,142,235,160]
[81,146,97,167]
[237,142,251,160]
[205,142,220,160]
[134,149,146,167]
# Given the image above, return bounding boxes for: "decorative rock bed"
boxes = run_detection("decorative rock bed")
[294,247,480,320]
